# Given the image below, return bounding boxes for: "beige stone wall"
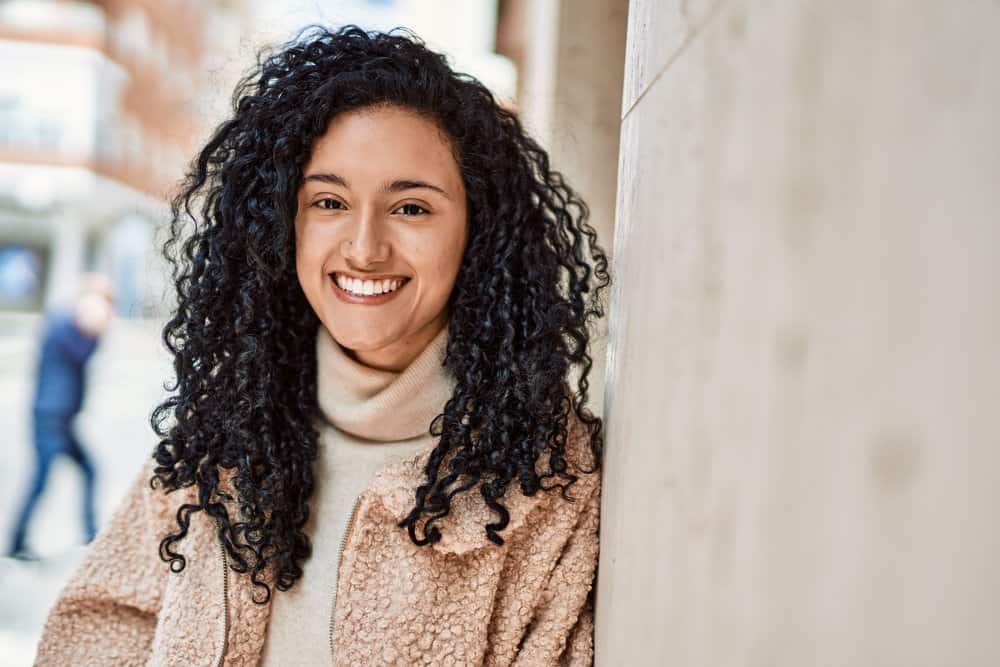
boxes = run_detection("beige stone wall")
[599,1,1000,665]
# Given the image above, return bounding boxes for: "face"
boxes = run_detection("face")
[294,105,468,372]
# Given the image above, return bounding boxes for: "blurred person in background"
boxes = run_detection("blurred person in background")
[6,273,116,560]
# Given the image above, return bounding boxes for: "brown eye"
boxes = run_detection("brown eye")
[395,203,428,216]
[314,198,345,210]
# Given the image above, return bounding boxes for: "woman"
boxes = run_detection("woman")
[36,24,609,666]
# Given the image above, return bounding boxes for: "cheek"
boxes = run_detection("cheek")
[294,221,324,286]
[422,226,467,293]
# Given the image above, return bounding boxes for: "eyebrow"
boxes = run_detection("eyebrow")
[303,172,452,200]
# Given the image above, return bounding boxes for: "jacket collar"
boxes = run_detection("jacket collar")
[366,438,552,555]
[217,433,551,559]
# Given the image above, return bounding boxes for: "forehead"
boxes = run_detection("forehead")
[303,105,462,187]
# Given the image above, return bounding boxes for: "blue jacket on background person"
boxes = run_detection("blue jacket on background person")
[33,308,99,417]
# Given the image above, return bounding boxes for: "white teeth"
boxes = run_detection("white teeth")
[334,274,405,297]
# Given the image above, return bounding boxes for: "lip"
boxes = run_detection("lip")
[329,274,410,305]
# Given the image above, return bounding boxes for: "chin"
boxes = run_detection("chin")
[329,327,397,353]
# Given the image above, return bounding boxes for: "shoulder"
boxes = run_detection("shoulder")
[125,458,201,539]
[563,405,603,499]
[507,406,603,544]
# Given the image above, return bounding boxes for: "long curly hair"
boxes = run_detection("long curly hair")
[150,24,610,604]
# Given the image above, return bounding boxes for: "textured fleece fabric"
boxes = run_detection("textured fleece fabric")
[262,322,456,665]
[35,326,602,667]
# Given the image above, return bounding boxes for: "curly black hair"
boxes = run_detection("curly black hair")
[150,24,610,604]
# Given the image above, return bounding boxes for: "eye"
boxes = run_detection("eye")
[313,197,345,211]
[394,203,429,217]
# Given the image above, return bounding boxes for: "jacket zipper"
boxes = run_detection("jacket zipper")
[329,493,363,664]
[213,493,364,666]
[216,518,230,667]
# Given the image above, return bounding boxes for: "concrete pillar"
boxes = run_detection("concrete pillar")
[600,1,1000,664]
[519,0,628,418]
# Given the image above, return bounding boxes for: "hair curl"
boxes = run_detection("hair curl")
[150,24,610,604]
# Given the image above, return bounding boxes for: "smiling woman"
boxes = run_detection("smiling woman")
[35,24,611,667]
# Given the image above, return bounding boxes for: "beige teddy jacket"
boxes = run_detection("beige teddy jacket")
[34,326,602,667]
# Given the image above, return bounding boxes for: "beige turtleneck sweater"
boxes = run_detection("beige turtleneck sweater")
[260,321,455,666]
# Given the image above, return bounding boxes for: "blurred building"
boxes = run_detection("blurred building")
[242,0,516,102]
[0,0,246,317]
[0,0,518,318]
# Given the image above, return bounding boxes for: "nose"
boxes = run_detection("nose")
[341,207,390,268]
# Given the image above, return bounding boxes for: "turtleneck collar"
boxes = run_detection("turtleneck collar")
[315,322,455,442]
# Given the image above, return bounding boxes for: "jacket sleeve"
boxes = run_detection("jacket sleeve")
[558,588,596,666]
[34,458,170,667]
[513,476,602,667]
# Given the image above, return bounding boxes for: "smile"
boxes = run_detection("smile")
[330,272,410,305]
